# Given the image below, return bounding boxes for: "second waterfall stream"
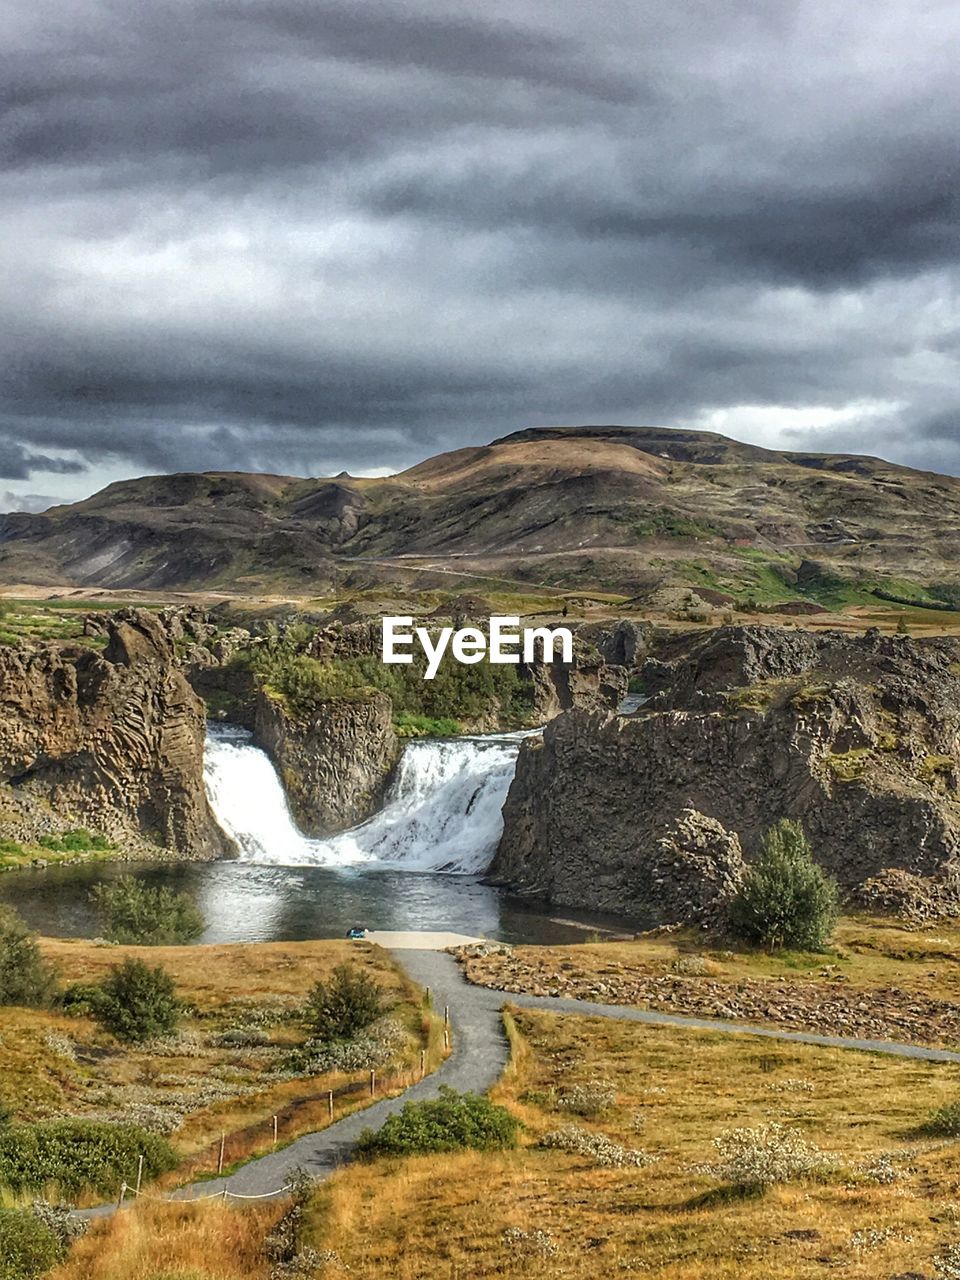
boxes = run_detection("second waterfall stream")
[203,723,530,874]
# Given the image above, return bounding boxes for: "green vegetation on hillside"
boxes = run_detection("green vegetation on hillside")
[238,640,535,731]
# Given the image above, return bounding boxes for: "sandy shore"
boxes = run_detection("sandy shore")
[365,929,487,950]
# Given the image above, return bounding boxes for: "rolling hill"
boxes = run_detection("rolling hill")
[2,425,960,610]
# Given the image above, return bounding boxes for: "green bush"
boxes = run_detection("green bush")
[0,907,58,1008]
[240,636,534,727]
[37,828,111,854]
[0,1120,176,1197]
[728,820,838,952]
[394,713,462,738]
[89,876,205,945]
[356,1087,520,1159]
[92,958,180,1043]
[0,1208,63,1279]
[305,964,385,1041]
[921,1101,960,1137]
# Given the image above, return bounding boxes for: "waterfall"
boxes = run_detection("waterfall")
[203,724,529,874]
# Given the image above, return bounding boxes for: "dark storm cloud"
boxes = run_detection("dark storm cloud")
[2,0,960,506]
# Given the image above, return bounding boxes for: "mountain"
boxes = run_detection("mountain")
[3,425,960,610]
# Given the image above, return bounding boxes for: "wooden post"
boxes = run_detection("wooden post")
[273,1115,278,1148]
[370,1069,376,1096]
[420,1048,426,1079]
[136,1154,144,1194]
[444,1004,449,1026]
[116,1182,127,1210]
[328,1090,334,1120]
[222,1187,229,1202]
[443,1027,449,1051]
[218,1133,225,1176]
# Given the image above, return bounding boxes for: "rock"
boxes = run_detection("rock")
[254,687,400,836]
[492,625,960,924]
[0,610,227,858]
[647,810,745,926]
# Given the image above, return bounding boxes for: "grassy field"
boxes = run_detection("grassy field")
[297,1007,960,1279]
[0,939,442,1203]
[85,1003,960,1279]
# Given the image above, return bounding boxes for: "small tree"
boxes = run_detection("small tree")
[89,876,205,945]
[728,820,838,951]
[305,963,386,1040]
[92,958,179,1043]
[0,906,58,1007]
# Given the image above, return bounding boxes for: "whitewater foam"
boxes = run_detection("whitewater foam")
[203,724,529,874]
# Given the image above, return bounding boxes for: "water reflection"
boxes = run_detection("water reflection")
[0,860,643,946]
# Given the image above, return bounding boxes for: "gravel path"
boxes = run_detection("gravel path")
[80,948,960,1215]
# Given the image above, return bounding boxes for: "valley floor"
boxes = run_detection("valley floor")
[27,918,960,1279]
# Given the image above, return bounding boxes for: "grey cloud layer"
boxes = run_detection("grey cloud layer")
[2,0,959,503]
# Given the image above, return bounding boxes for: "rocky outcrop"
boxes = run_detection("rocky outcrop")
[492,626,960,924]
[254,688,400,836]
[0,611,228,858]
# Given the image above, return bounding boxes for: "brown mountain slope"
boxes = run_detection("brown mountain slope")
[2,425,960,607]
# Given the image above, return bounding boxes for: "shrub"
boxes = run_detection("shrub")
[539,1124,654,1168]
[0,1208,63,1279]
[284,1019,406,1076]
[38,828,111,854]
[394,713,462,738]
[92,959,180,1044]
[702,1122,836,1189]
[305,964,386,1041]
[0,1120,176,1197]
[89,876,205,945]
[922,1101,960,1137]
[727,820,838,951]
[557,1079,616,1117]
[355,1087,519,1158]
[0,907,58,1008]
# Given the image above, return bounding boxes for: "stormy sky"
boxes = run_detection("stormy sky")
[2,0,959,510]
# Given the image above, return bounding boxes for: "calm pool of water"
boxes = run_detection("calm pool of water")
[0,860,643,946]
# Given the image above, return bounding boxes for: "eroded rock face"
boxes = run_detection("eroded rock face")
[254,688,400,836]
[492,626,960,924]
[0,611,227,857]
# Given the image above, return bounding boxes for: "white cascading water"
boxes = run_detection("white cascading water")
[203,724,529,874]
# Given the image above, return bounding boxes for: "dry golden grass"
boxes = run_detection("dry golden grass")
[47,1199,286,1280]
[1,939,435,1185]
[300,1008,960,1279]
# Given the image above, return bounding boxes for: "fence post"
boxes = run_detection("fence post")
[420,1048,426,1079]
[444,1004,449,1027]
[273,1115,278,1148]
[116,1182,127,1210]
[370,1069,376,1096]
[136,1154,144,1195]
[218,1133,226,1176]
[328,1089,334,1120]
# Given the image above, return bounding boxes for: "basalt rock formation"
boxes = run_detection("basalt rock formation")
[254,687,400,837]
[0,611,228,858]
[492,625,960,925]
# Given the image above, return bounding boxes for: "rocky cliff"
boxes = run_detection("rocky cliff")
[492,625,960,924]
[0,611,228,858]
[254,686,400,836]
